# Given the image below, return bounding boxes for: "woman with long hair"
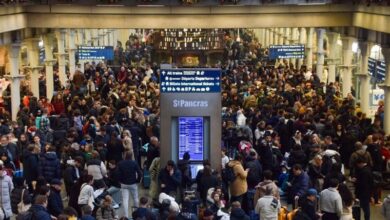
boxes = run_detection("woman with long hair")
[338,183,354,220]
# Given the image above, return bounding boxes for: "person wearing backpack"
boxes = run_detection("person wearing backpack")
[227,154,249,206]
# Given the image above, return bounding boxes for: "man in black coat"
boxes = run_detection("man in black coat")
[23,145,40,193]
[244,150,262,190]
[352,157,373,220]
[39,146,61,183]
[158,160,182,195]
[47,179,64,217]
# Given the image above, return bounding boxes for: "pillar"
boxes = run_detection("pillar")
[340,36,355,97]
[306,27,314,71]
[85,29,92,46]
[291,27,299,67]
[327,32,339,83]
[356,41,373,114]
[5,43,23,121]
[67,29,76,79]
[92,29,99,46]
[264,29,270,48]
[26,38,41,98]
[381,47,390,134]
[56,29,67,87]
[297,27,306,70]
[43,33,56,100]
[269,28,274,46]
[104,29,110,46]
[316,28,326,82]
[274,28,279,46]
[98,29,105,46]
[278,28,284,45]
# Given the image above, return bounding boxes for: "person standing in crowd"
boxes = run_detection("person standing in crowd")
[96,195,117,220]
[287,164,309,205]
[366,134,383,205]
[381,193,390,220]
[86,151,107,188]
[146,136,160,169]
[351,157,373,220]
[23,145,40,193]
[196,163,218,205]
[63,156,84,199]
[297,188,320,220]
[230,201,250,220]
[132,197,157,220]
[39,145,61,184]
[10,177,31,215]
[47,179,64,217]
[254,186,280,220]
[319,178,343,220]
[159,160,182,196]
[338,183,354,220]
[349,142,372,175]
[78,175,95,211]
[27,195,51,220]
[227,154,248,207]
[149,153,160,201]
[106,160,121,207]
[117,151,142,218]
[254,170,279,207]
[0,160,13,220]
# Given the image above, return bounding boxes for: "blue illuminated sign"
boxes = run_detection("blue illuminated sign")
[178,117,204,161]
[78,46,114,60]
[269,44,305,60]
[160,69,221,93]
[368,57,386,81]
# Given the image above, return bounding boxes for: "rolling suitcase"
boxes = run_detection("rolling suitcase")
[142,167,151,189]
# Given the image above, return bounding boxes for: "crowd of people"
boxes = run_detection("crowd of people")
[0,29,388,220]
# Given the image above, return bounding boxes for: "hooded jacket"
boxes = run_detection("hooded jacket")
[0,171,14,218]
[39,152,61,182]
[230,208,250,220]
[228,160,248,197]
[23,151,39,182]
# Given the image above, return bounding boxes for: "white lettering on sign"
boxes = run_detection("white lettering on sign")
[173,99,209,108]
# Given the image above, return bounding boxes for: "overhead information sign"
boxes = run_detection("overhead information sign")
[178,117,204,161]
[368,57,386,81]
[78,46,114,60]
[269,44,305,59]
[160,69,221,93]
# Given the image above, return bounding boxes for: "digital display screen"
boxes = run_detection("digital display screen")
[269,44,305,59]
[178,117,204,161]
[368,57,386,81]
[78,46,114,60]
[160,69,221,93]
[190,164,204,179]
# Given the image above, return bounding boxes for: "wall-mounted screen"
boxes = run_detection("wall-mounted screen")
[178,117,204,161]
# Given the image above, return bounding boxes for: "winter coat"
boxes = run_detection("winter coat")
[11,186,31,214]
[117,159,142,185]
[253,180,280,207]
[39,152,61,182]
[87,159,107,181]
[29,204,51,220]
[381,194,390,220]
[291,171,310,198]
[244,157,262,189]
[228,160,248,197]
[158,167,182,194]
[0,171,14,218]
[230,208,250,220]
[23,151,39,182]
[47,187,64,217]
[132,207,157,220]
[149,157,160,200]
[96,206,116,220]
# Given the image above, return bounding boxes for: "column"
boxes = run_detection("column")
[56,29,67,87]
[327,32,339,83]
[261,29,266,47]
[26,38,41,98]
[340,36,355,97]
[43,33,56,100]
[297,27,306,70]
[278,28,284,45]
[85,29,92,46]
[264,29,270,48]
[274,28,279,46]
[92,29,99,46]
[356,41,373,114]
[380,47,390,134]
[290,27,299,67]
[316,28,326,82]
[76,29,84,46]
[67,29,76,79]
[306,27,314,71]
[104,29,110,46]
[5,43,23,121]
[268,28,274,46]
[98,29,105,46]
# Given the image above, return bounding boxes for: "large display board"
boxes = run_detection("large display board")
[178,117,204,161]
[160,69,221,93]
[78,46,114,60]
[269,44,305,59]
[368,57,386,81]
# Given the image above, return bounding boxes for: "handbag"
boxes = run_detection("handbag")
[17,189,31,213]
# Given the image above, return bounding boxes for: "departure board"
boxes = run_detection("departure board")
[178,117,204,161]
[78,46,114,60]
[269,44,305,59]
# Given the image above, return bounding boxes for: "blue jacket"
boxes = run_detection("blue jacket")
[81,215,96,220]
[47,187,63,217]
[291,171,310,198]
[117,159,142,185]
[39,152,61,182]
[158,168,182,194]
[30,204,51,220]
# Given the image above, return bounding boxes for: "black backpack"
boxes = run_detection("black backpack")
[16,209,36,220]
[223,164,236,183]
